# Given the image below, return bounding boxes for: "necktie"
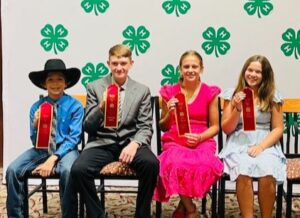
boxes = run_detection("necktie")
[48,103,57,154]
[118,88,124,124]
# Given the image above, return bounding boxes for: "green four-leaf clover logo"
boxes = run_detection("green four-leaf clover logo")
[244,0,273,18]
[281,28,300,60]
[161,64,180,85]
[122,25,150,56]
[81,0,109,16]
[81,62,109,88]
[162,0,191,17]
[201,27,231,58]
[283,113,300,136]
[40,24,69,54]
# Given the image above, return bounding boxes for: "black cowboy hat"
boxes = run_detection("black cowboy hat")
[29,59,81,90]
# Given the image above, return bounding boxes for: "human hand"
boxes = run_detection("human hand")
[248,144,264,157]
[232,91,246,111]
[167,97,179,111]
[119,141,139,164]
[33,109,40,128]
[99,91,107,112]
[185,133,202,147]
[32,155,58,177]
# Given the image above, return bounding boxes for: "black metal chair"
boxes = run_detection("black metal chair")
[279,99,300,218]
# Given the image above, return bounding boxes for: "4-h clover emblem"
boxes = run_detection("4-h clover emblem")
[162,0,191,17]
[81,0,109,16]
[81,62,109,88]
[281,28,300,60]
[122,25,150,56]
[161,64,180,86]
[284,113,300,136]
[244,0,273,18]
[40,24,69,54]
[201,27,231,58]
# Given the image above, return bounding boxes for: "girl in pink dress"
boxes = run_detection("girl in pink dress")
[153,50,223,218]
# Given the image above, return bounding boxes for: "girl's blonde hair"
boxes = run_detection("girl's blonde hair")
[234,55,276,111]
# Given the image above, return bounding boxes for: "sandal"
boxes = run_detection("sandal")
[172,209,185,218]
[172,201,185,218]
[185,203,196,218]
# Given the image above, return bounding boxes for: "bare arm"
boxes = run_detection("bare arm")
[159,97,177,132]
[221,91,245,134]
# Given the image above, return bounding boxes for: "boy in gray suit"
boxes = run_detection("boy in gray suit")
[71,44,159,218]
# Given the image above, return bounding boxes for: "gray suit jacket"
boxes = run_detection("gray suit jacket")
[83,74,153,150]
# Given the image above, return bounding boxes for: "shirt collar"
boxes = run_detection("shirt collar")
[47,93,66,105]
[111,75,128,91]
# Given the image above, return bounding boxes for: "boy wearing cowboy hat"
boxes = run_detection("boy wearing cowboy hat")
[6,59,84,218]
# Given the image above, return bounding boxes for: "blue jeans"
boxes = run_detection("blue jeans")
[6,148,79,218]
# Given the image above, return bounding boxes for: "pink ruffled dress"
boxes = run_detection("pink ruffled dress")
[153,83,224,202]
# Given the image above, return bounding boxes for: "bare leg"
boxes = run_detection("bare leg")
[236,175,254,218]
[258,176,276,218]
[174,199,185,214]
[180,195,196,218]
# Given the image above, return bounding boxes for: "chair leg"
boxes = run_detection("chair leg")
[156,201,162,218]
[201,196,207,214]
[100,178,105,212]
[276,184,283,218]
[42,178,48,213]
[79,193,85,218]
[23,177,29,218]
[218,178,225,218]
[286,182,292,218]
[211,183,217,218]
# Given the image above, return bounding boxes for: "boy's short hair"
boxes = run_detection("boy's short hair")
[109,44,132,59]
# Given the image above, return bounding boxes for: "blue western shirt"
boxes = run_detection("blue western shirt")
[30,94,84,158]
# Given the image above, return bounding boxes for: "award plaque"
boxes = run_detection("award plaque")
[36,102,53,149]
[174,92,191,136]
[104,84,120,128]
[242,87,256,131]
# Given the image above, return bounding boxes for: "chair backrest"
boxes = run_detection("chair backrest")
[217,97,225,153]
[72,94,87,150]
[153,96,162,155]
[282,99,300,157]
[73,94,87,107]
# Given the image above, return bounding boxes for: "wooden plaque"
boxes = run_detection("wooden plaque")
[174,92,191,136]
[242,87,256,131]
[104,84,120,128]
[36,102,53,149]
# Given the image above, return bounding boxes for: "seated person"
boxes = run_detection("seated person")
[6,59,84,218]
[153,50,224,218]
[219,55,286,218]
[71,44,159,218]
